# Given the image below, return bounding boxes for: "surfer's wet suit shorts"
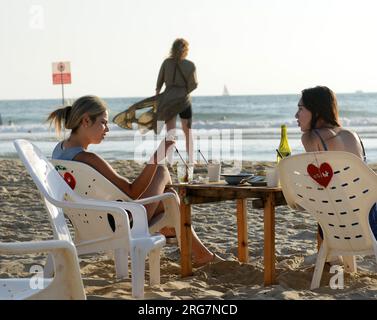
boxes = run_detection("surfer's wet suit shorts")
[179,105,192,119]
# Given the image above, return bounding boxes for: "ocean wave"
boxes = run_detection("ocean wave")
[3,116,377,134]
[1,123,377,143]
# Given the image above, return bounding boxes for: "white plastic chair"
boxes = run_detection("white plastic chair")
[278,151,377,289]
[51,159,181,246]
[0,239,85,300]
[14,139,165,298]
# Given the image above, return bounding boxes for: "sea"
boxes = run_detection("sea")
[1,93,377,163]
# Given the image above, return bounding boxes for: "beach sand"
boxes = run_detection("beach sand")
[1,159,377,300]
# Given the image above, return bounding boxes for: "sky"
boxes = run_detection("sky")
[1,0,377,99]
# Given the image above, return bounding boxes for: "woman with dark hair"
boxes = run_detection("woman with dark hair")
[155,38,198,164]
[296,86,365,159]
[295,85,377,240]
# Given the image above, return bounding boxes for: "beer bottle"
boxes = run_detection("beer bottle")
[277,124,291,162]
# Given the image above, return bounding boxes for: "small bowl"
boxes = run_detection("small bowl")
[221,173,254,185]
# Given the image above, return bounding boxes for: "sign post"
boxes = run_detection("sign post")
[52,61,71,106]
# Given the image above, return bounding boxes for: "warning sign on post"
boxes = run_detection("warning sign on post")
[52,61,71,84]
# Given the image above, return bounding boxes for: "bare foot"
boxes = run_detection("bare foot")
[160,226,176,238]
[193,252,224,268]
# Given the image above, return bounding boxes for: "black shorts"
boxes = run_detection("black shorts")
[179,105,192,119]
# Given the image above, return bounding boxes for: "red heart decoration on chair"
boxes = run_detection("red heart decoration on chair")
[63,172,76,190]
[307,162,333,188]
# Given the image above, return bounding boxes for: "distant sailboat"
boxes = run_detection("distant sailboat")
[222,85,230,96]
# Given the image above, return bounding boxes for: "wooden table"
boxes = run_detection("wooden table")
[169,183,286,286]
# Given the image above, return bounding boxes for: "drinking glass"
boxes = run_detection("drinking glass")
[177,163,194,183]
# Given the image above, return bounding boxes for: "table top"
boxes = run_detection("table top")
[168,182,285,206]
[168,181,282,193]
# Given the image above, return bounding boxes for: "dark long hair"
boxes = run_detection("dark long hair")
[301,86,340,129]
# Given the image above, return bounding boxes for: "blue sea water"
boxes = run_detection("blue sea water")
[1,93,377,162]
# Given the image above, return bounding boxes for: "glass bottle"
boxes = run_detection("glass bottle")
[277,124,292,162]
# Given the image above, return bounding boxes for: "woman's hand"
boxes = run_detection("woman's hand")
[148,136,176,165]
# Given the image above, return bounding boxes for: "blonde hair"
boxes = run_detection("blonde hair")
[169,38,189,61]
[47,95,108,135]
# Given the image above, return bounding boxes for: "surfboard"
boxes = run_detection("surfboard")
[112,94,160,130]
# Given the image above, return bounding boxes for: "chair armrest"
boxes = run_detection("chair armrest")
[0,239,76,255]
[60,198,143,215]
[133,192,178,205]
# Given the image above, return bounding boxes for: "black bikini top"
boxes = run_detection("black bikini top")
[313,128,367,162]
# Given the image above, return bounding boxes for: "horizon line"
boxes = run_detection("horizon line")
[0,91,375,101]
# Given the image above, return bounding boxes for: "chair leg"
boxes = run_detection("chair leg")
[311,244,328,290]
[164,197,181,250]
[149,248,161,286]
[114,248,129,279]
[43,253,54,278]
[342,256,357,273]
[130,247,147,299]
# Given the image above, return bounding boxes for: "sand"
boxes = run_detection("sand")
[1,159,377,300]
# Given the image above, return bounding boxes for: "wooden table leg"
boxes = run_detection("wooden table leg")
[264,192,276,286]
[179,190,193,277]
[236,199,248,262]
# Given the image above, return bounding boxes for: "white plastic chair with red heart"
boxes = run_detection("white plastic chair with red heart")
[13,139,165,299]
[278,151,377,289]
[50,158,181,276]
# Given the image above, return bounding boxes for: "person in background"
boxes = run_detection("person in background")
[47,95,221,266]
[295,85,377,242]
[155,38,198,164]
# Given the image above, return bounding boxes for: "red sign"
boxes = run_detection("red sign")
[52,61,72,85]
[52,73,71,84]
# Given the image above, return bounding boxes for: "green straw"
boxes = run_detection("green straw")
[276,149,284,159]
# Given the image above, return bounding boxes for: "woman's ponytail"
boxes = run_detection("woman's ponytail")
[46,105,72,136]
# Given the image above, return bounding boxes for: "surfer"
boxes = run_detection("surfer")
[155,38,198,164]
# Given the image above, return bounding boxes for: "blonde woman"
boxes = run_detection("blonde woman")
[47,95,221,266]
[156,38,198,164]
